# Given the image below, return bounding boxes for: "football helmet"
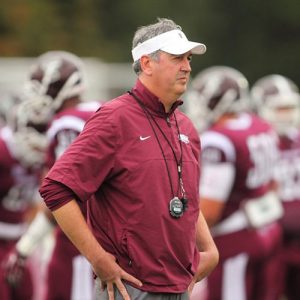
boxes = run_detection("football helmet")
[185,66,249,132]
[24,51,85,124]
[251,74,300,135]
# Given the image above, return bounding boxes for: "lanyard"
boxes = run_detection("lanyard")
[128,91,187,201]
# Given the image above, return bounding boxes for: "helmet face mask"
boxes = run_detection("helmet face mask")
[186,66,249,132]
[251,75,300,136]
[17,93,53,127]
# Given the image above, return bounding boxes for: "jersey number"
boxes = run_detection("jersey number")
[246,132,278,189]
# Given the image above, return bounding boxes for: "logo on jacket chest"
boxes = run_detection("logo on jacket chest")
[138,134,189,143]
[179,134,189,144]
[139,135,151,141]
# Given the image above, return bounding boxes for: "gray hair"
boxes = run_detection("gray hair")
[132,18,182,75]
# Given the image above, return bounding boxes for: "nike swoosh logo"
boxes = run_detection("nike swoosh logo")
[139,135,151,141]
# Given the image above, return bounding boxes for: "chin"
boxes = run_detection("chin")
[177,85,187,94]
[173,82,187,96]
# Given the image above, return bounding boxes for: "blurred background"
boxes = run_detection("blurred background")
[0,0,299,101]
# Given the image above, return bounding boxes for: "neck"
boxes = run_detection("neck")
[139,77,179,113]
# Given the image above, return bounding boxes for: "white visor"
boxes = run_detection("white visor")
[132,29,206,62]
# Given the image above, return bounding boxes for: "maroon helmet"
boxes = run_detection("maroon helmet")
[186,66,249,132]
[251,74,300,135]
[23,51,85,124]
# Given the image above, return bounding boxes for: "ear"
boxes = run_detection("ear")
[140,55,153,76]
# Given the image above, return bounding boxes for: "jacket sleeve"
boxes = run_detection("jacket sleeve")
[41,105,118,204]
[39,177,78,211]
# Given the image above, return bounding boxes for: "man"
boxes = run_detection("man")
[251,74,300,300]
[39,18,219,300]
[188,66,283,300]
[4,51,100,300]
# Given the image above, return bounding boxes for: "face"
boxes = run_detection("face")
[145,51,192,107]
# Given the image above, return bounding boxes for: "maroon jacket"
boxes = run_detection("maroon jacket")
[40,80,201,293]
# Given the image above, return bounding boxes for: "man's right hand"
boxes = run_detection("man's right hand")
[93,252,143,300]
[2,249,27,288]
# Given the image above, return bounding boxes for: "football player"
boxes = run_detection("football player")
[252,74,300,300]
[0,101,47,300]
[4,51,101,300]
[188,66,283,300]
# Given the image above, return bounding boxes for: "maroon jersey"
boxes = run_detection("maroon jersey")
[274,130,300,300]
[201,113,283,300]
[0,126,41,300]
[46,101,101,169]
[275,130,300,233]
[201,112,279,221]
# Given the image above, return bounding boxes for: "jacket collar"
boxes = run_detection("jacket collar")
[130,79,183,117]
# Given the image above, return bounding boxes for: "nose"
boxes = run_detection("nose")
[181,57,192,73]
